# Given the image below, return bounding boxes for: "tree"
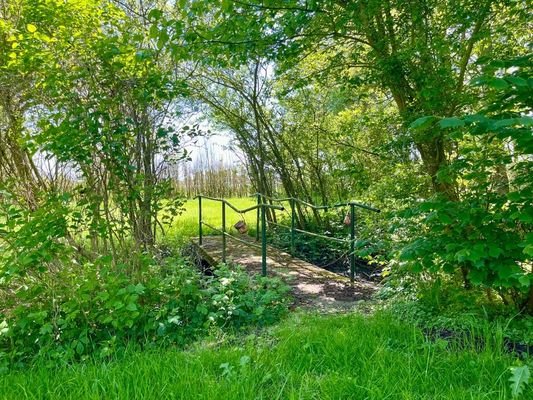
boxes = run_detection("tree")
[0,0,187,271]
[402,55,532,311]
[175,0,529,200]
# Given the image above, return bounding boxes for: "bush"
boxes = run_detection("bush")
[400,57,532,312]
[0,255,290,369]
[205,264,291,328]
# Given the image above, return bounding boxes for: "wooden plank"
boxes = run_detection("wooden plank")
[190,235,378,311]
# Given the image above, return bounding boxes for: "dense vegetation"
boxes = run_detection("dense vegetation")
[0,0,531,398]
[0,312,524,399]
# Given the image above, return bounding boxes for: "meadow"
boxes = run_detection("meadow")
[166,196,258,239]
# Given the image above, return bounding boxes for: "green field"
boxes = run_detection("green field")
[166,197,258,239]
[0,312,516,400]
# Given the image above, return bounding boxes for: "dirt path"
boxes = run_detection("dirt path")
[191,236,378,312]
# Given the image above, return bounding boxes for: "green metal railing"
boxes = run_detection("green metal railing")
[195,194,380,282]
[195,195,284,276]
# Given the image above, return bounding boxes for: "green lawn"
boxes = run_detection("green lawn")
[0,312,518,400]
[166,197,258,239]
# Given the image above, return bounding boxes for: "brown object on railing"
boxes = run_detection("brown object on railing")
[234,220,248,234]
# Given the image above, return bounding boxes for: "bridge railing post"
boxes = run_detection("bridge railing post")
[222,201,226,263]
[198,195,203,246]
[349,202,356,283]
[261,203,267,277]
[290,198,295,256]
[256,193,261,241]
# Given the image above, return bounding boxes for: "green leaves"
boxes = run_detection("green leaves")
[2,0,191,256]
[410,116,466,131]
[484,77,509,90]
[147,9,163,21]
[509,365,530,398]
[402,56,533,310]
[0,256,290,366]
[438,117,464,129]
[410,116,437,130]
[493,117,533,129]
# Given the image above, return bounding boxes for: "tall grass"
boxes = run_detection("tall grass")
[0,311,518,399]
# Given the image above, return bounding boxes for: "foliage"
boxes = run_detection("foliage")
[401,57,533,311]
[385,277,533,346]
[0,193,72,279]
[205,264,290,328]
[0,256,290,368]
[509,364,531,398]
[186,57,423,220]
[172,0,529,201]
[0,0,188,259]
[0,311,522,399]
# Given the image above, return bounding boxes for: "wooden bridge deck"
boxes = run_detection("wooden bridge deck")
[191,235,377,311]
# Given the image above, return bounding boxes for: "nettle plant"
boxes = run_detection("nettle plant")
[0,193,72,279]
[401,56,533,312]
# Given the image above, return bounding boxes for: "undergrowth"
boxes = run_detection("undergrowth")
[0,311,528,399]
[0,256,290,370]
[381,275,533,347]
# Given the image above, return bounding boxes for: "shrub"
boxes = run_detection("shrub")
[205,264,291,328]
[400,57,532,312]
[0,256,290,369]
[386,278,533,346]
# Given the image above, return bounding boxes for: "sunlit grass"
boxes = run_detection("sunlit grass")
[165,196,258,239]
[0,311,517,399]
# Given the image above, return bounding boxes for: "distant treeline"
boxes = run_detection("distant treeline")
[171,165,251,198]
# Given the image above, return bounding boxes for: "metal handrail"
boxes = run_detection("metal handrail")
[252,193,381,213]
[195,195,284,276]
[253,193,331,210]
[195,195,284,214]
[196,193,380,282]
[202,221,264,251]
[334,201,381,213]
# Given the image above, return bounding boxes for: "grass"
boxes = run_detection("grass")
[166,197,257,239]
[0,311,521,400]
[3,198,523,399]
